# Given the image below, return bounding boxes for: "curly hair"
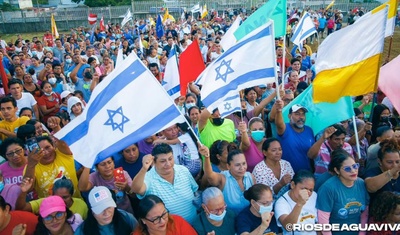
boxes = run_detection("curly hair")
[370,191,400,222]
[378,138,399,161]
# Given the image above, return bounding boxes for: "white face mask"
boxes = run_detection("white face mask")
[48,77,57,85]
[258,203,273,214]
[208,209,226,221]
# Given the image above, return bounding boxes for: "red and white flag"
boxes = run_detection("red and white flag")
[100,16,105,31]
[88,13,97,25]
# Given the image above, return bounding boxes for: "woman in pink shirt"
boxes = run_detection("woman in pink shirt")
[240,117,266,172]
[0,138,27,186]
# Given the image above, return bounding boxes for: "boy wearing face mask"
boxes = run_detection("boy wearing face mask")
[192,187,236,235]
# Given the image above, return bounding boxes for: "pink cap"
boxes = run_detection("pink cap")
[39,196,66,217]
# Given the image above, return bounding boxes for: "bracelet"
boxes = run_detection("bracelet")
[386,170,393,180]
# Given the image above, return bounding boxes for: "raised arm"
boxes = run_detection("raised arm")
[200,145,224,189]
[307,127,336,160]
[198,108,211,132]
[131,154,153,195]
[77,167,94,192]
[274,100,286,136]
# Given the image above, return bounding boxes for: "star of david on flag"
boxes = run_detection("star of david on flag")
[55,52,186,168]
[200,20,277,112]
[218,93,242,118]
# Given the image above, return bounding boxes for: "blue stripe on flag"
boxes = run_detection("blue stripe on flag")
[224,94,240,102]
[291,13,313,41]
[202,68,274,106]
[167,84,180,96]
[93,104,181,164]
[214,25,271,64]
[61,60,146,145]
[220,107,241,118]
[300,28,317,41]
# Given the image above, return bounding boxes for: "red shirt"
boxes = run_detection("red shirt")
[132,215,197,235]
[0,211,38,235]
[37,93,61,123]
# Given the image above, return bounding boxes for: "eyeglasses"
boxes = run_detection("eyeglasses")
[5,148,23,158]
[144,210,169,224]
[43,212,65,223]
[257,200,274,207]
[342,163,360,173]
[207,205,227,215]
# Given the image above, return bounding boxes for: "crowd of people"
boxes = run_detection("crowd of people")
[0,4,399,235]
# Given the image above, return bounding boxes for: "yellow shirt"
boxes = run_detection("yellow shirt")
[29,148,81,199]
[0,116,29,140]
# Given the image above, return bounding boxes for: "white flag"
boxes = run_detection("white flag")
[163,47,180,99]
[218,93,242,118]
[220,15,242,51]
[55,52,186,168]
[291,12,317,48]
[200,20,276,112]
[121,9,133,28]
[191,3,201,13]
[115,43,124,68]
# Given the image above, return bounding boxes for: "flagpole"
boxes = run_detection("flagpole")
[282,35,287,88]
[351,115,362,167]
[240,92,244,122]
[385,36,393,63]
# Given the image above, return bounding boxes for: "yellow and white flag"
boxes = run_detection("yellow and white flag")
[313,6,387,103]
[51,14,59,39]
[163,8,175,24]
[361,0,398,37]
[325,0,335,10]
[201,4,208,19]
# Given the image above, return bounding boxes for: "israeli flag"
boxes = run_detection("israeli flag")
[121,9,133,28]
[200,20,277,112]
[162,47,180,99]
[115,43,124,67]
[55,52,186,168]
[291,12,317,49]
[218,93,242,118]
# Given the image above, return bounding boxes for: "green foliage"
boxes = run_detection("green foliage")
[0,3,18,11]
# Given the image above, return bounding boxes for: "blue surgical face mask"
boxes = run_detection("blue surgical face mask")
[111,45,116,50]
[208,209,226,221]
[185,103,196,109]
[251,130,265,142]
[258,203,273,214]
[0,181,4,193]
[32,51,37,56]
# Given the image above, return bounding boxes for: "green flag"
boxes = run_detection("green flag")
[282,85,355,135]
[234,0,287,41]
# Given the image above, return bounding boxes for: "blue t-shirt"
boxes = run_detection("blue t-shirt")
[277,123,315,172]
[364,167,400,204]
[114,152,145,179]
[74,78,92,103]
[235,206,279,235]
[317,177,369,235]
[318,18,327,28]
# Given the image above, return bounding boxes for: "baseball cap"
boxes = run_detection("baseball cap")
[60,90,72,100]
[289,104,308,114]
[88,186,117,215]
[39,196,66,218]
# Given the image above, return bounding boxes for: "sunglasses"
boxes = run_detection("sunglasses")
[342,163,360,173]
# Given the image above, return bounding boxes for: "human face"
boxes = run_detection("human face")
[379,152,400,172]
[15,67,24,76]
[246,90,257,103]
[122,144,140,163]
[5,144,25,167]
[23,74,33,83]
[96,157,115,179]
[283,93,294,106]
[251,189,273,212]
[228,153,247,178]
[20,109,33,119]
[292,61,301,71]
[386,205,400,224]
[93,207,115,226]
[9,84,22,98]
[189,108,200,124]
[377,130,395,142]
[142,203,169,233]
[276,47,283,56]
[289,110,306,129]
[34,122,44,136]
[149,66,159,76]
[38,140,56,165]
[289,71,299,82]
[186,96,196,105]
[154,153,174,176]
[250,121,265,132]
[0,101,17,121]
[290,178,314,200]
[336,158,358,183]
[380,109,391,118]
[42,83,53,94]
[43,211,66,233]
[203,195,226,216]
[71,103,83,116]
[328,133,346,150]
[262,141,282,162]
[162,125,178,140]
[54,188,73,208]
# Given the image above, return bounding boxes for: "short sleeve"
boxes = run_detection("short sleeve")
[29,198,44,214]
[235,211,253,234]
[316,182,334,213]
[274,196,292,227]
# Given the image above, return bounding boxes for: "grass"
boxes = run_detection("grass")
[2,26,399,62]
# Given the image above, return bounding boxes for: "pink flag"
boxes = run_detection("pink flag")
[378,55,400,113]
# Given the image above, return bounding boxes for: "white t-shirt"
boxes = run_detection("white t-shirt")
[274,191,318,235]
[16,92,37,118]
[178,133,199,160]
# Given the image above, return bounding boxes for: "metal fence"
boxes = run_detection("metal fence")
[0,0,383,23]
